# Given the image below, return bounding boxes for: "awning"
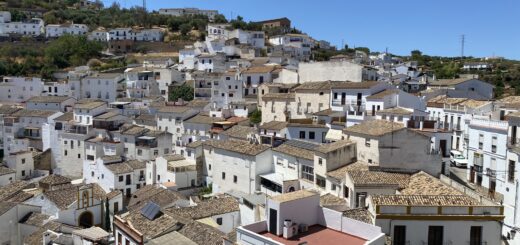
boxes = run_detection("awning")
[137,136,156,140]
[325,129,343,141]
[260,172,297,185]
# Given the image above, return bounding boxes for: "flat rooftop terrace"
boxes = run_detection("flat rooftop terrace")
[258,225,367,245]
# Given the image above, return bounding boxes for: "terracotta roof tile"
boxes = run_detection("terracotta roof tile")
[343,120,405,137]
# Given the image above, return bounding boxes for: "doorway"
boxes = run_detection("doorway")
[269,208,277,235]
[439,140,447,157]
[79,211,93,228]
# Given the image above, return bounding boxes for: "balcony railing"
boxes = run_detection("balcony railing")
[136,140,158,148]
[486,168,497,179]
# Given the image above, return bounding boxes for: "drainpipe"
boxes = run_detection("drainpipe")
[515,180,519,227]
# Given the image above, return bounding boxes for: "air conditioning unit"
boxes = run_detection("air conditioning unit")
[283,220,298,239]
[299,223,308,233]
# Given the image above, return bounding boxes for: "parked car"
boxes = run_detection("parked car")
[450,150,468,167]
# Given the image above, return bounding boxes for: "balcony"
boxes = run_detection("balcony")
[66,125,89,135]
[331,99,366,109]
[18,128,41,139]
[93,121,122,131]
[136,139,158,148]
[486,168,497,179]
[444,104,469,112]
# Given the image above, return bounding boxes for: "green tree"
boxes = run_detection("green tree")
[179,23,192,35]
[44,35,102,68]
[213,14,228,23]
[354,47,370,55]
[249,109,262,124]
[104,198,111,232]
[169,84,194,102]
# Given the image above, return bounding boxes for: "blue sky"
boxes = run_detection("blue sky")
[103,0,520,60]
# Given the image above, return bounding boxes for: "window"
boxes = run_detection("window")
[209,164,211,170]
[233,175,238,183]
[509,160,515,183]
[117,233,122,245]
[216,217,223,225]
[222,172,226,180]
[137,149,142,156]
[299,131,305,139]
[119,176,123,182]
[470,226,482,245]
[64,150,68,156]
[114,202,119,213]
[316,175,326,188]
[478,134,484,150]
[365,138,371,147]
[393,226,406,245]
[21,158,26,164]
[318,158,323,165]
[491,136,497,153]
[78,154,81,159]
[331,184,336,191]
[344,186,349,198]
[21,170,26,177]
[309,131,315,140]
[91,171,94,177]
[428,226,443,245]
[277,159,283,166]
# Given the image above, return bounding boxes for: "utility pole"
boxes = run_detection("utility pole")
[142,0,147,27]
[461,34,465,59]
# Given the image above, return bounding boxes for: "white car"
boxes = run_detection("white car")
[450,150,468,168]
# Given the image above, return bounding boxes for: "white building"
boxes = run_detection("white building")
[79,73,123,102]
[0,166,16,186]
[236,189,385,245]
[466,117,508,199]
[268,34,313,60]
[25,96,76,112]
[45,23,88,38]
[4,150,34,180]
[84,156,146,197]
[87,27,108,42]
[343,120,443,176]
[147,154,198,189]
[0,11,44,36]
[299,60,377,83]
[25,183,106,228]
[124,67,160,99]
[0,77,44,103]
[158,8,219,21]
[203,139,272,194]
[368,175,503,245]
[329,81,393,126]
